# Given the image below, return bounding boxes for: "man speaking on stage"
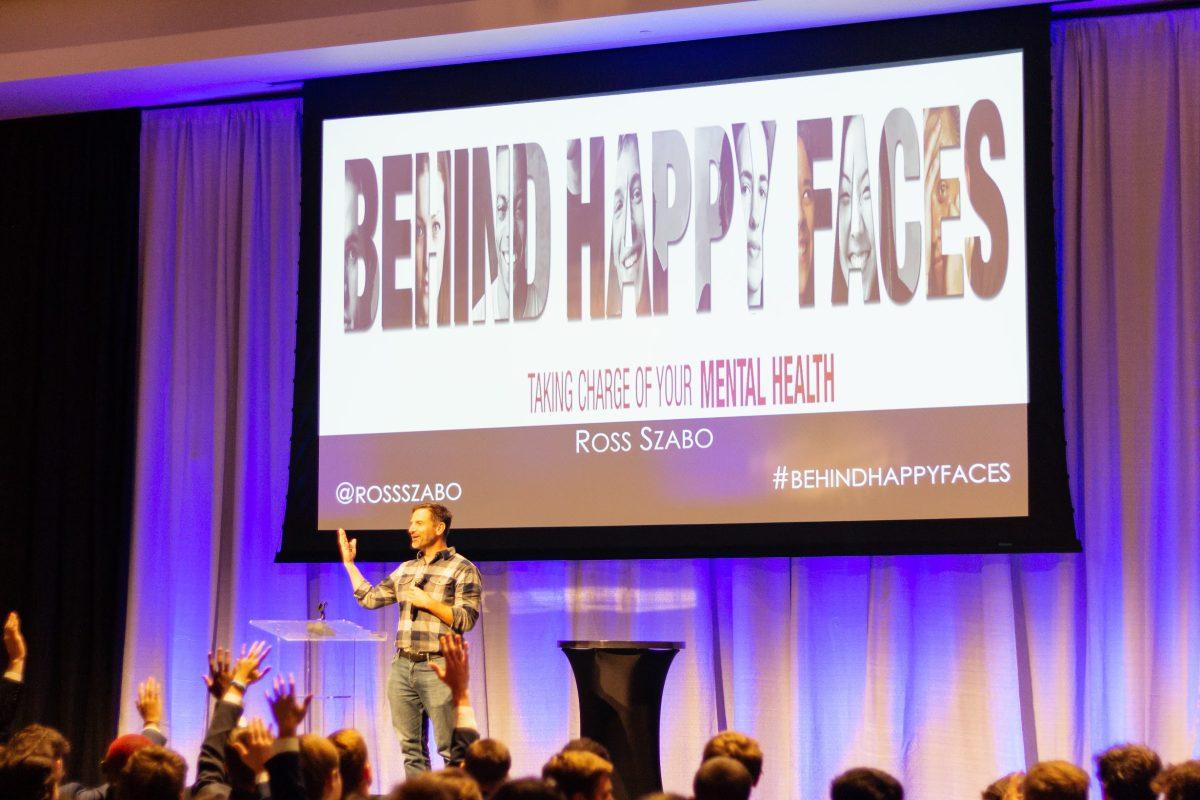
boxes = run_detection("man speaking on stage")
[337,503,482,777]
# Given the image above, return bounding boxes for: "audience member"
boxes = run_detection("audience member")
[702,732,763,787]
[70,678,169,800]
[264,675,341,800]
[230,718,275,797]
[489,779,564,800]
[2,612,28,743]
[463,739,510,799]
[430,634,481,767]
[0,746,58,800]
[197,642,273,800]
[330,728,376,800]
[636,794,687,800]
[8,724,71,784]
[1152,761,1200,800]
[830,767,903,800]
[115,745,187,800]
[1024,760,1089,800]
[542,750,614,800]
[560,740,610,764]
[982,771,1024,800]
[693,756,752,800]
[1095,744,1160,800]
[430,767,482,800]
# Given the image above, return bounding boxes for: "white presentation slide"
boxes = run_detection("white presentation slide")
[317,50,1029,530]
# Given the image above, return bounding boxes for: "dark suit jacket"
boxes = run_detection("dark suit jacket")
[190,699,270,800]
[0,676,24,743]
[266,749,304,800]
[448,725,481,766]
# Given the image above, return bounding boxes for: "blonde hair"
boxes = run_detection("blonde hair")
[300,734,340,800]
[702,732,763,785]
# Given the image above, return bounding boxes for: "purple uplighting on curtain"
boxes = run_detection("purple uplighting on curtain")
[1054,7,1200,755]
[120,9,1200,800]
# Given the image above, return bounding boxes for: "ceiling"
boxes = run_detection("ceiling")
[0,0,1082,120]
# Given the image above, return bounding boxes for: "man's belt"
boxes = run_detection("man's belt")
[396,649,440,663]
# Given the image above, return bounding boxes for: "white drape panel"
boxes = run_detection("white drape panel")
[120,10,1200,799]
[1055,8,1200,761]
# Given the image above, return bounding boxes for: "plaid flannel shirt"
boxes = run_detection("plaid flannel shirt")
[353,547,482,653]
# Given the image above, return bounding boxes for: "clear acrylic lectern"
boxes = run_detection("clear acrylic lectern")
[250,619,386,732]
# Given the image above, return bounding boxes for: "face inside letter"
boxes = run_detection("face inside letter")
[734,122,775,308]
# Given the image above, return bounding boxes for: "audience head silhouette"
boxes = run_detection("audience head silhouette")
[1024,760,1089,800]
[703,732,764,787]
[830,767,903,800]
[694,756,752,800]
[1096,744,1161,800]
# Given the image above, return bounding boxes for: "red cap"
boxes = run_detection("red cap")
[103,733,154,772]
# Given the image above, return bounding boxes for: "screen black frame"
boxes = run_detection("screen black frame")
[280,4,1079,563]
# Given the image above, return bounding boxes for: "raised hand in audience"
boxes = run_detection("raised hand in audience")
[0,612,27,743]
[4,612,26,677]
[432,633,470,705]
[204,647,233,698]
[231,717,275,775]
[194,644,270,797]
[268,675,313,738]
[433,633,479,766]
[137,676,164,728]
[230,641,272,694]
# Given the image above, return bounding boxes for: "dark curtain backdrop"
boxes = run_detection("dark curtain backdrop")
[0,110,141,785]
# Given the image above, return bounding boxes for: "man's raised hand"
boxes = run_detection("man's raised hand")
[231,641,272,688]
[431,633,470,705]
[230,717,275,774]
[268,675,312,738]
[137,676,164,727]
[204,647,233,698]
[4,612,26,672]
[337,528,357,565]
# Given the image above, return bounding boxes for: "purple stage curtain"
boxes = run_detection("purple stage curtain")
[120,10,1200,800]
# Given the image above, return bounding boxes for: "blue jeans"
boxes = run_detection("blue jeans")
[387,654,455,777]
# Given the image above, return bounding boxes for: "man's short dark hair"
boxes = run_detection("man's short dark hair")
[562,738,610,763]
[465,738,512,791]
[981,771,1023,800]
[117,745,188,800]
[1024,760,1089,800]
[694,756,752,800]
[1096,744,1161,800]
[1152,761,1200,800]
[491,778,566,800]
[329,728,370,795]
[0,749,56,800]
[830,767,904,800]
[414,503,453,533]
[703,732,763,786]
[543,751,612,799]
